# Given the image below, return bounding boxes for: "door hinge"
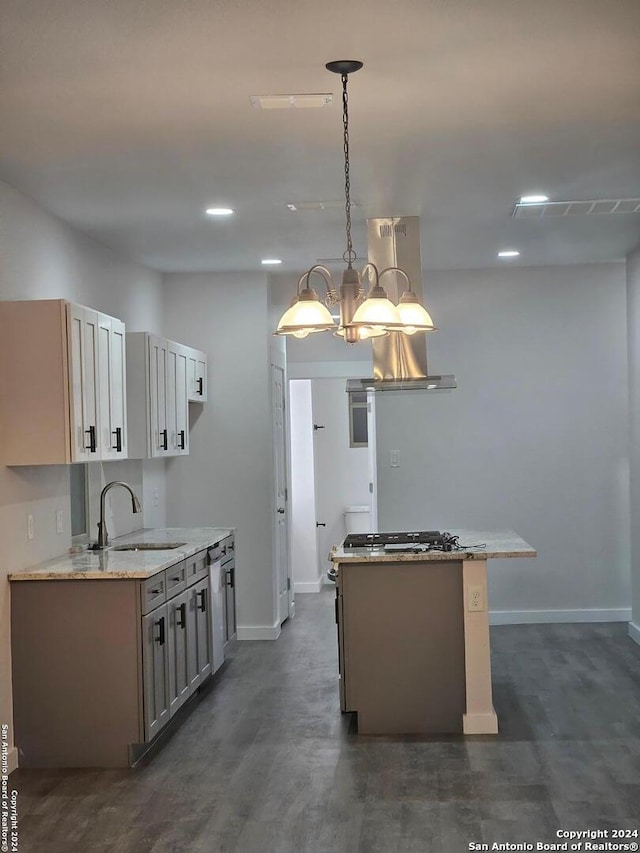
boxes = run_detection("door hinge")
[369,482,373,493]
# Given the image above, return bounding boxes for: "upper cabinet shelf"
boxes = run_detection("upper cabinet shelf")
[0,300,128,465]
[126,333,208,459]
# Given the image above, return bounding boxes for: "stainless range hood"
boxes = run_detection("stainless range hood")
[347,216,456,393]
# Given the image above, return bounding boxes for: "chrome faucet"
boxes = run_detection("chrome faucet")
[96,481,142,549]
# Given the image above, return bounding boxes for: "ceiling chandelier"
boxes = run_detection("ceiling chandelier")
[275,60,436,345]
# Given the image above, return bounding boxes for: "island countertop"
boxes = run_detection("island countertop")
[8,527,235,581]
[331,529,536,564]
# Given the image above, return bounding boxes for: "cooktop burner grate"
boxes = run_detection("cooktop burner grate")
[343,531,448,549]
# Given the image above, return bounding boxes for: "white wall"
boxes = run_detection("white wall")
[162,272,278,638]
[376,264,630,622]
[311,379,371,577]
[0,179,164,770]
[289,381,320,592]
[627,246,640,643]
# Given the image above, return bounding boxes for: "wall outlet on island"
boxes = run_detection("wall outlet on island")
[27,513,34,540]
[468,585,484,612]
[56,509,64,535]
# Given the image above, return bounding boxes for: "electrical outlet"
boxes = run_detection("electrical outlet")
[56,509,64,535]
[390,450,400,468]
[27,513,34,540]
[153,488,159,508]
[468,585,484,612]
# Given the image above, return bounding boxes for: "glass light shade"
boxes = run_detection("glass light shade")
[348,285,403,329]
[396,291,437,334]
[274,289,336,336]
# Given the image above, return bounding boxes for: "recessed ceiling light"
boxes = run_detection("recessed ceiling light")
[519,194,549,204]
[498,250,520,258]
[261,258,282,265]
[205,207,234,216]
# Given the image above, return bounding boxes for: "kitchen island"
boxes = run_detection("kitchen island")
[9,527,235,767]
[331,530,536,736]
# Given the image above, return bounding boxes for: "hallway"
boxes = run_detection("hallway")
[12,589,640,852]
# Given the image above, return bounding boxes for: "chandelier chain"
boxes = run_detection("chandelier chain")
[342,72,356,268]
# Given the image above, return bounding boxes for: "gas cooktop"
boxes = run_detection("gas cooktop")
[342,531,457,552]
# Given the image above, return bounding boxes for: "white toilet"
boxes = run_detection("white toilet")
[343,505,371,535]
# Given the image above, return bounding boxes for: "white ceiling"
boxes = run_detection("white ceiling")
[1,0,639,273]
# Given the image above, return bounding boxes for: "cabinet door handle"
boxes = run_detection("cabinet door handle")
[169,574,182,584]
[160,429,168,450]
[178,430,186,450]
[154,616,165,646]
[197,589,207,612]
[197,377,203,396]
[85,425,97,453]
[226,567,234,589]
[112,427,122,452]
[177,602,186,629]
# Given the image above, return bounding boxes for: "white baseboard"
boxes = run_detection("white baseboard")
[490,608,632,625]
[7,746,18,774]
[629,621,640,646]
[293,578,324,594]
[237,621,281,641]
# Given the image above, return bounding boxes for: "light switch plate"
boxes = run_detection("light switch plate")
[390,450,400,468]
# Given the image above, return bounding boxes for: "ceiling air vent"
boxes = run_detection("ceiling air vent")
[512,198,640,218]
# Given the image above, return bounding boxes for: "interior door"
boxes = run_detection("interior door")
[271,363,291,624]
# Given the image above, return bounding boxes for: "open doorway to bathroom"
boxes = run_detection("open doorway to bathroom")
[288,378,372,594]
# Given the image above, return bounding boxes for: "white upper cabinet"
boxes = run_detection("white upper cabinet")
[0,300,128,465]
[98,314,128,460]
[186,348,207,402]
[126,333,202,459]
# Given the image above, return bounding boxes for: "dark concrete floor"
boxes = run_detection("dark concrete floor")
[11,589,640,852]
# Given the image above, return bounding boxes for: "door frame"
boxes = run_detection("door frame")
[271,357,294,625]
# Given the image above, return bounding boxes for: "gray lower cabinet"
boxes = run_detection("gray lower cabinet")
[221,534,237,647]
[167,590,190,717]
[11,552,216,768]
[141,565,213,741]
[223,558,237,644]
[187,577,212,691]
[142,602,171,741]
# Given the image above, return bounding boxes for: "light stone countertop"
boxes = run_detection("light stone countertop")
[331,529,536,564]
[8,527,235,581]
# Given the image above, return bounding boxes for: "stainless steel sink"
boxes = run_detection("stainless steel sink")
[111,542,187,551]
